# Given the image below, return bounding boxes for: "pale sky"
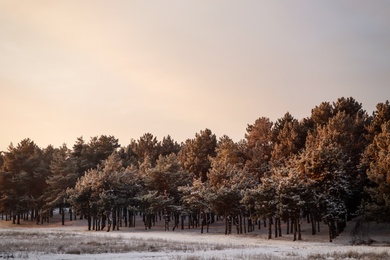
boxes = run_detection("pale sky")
[1,1,389,151]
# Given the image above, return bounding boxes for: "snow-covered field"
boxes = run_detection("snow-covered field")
[1,213,389,259]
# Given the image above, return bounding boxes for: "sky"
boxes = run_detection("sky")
[0,1,389,151]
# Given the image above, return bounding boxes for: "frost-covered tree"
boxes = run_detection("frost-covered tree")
[276,164,310,241]
[242,175,277,239]
[206,135,257,234]
[179,178,212,233]
[67,152,141,231]
[298,119,354,241]
[136,190,173,230]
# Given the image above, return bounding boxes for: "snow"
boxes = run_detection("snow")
[1,215,390,259]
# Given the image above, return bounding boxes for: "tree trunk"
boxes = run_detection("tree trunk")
[310,213,316,235]
[119,207,122,228]
[274,217,278,238]
[206,213,210,233]
[102,215,106,230]
[278,217,282,237]
[124,208,128,227]
[317,221,320,233]
[298,218,302,240]
[133,211,136,228]
[92,216,96,230]
[243,215,246,234]
[200,210,204,234]
[268,217,272,239]
[117,208,120,230]
[293,218,297,241]
[239,214,243,234]
[225,214,228,235]
[87,215,92,231]
[286,218,290,234]
[61,206,65,226]
[107,212,112,232]
[112,208,117,231]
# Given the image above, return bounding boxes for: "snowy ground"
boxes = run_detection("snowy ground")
[1,213,390,259]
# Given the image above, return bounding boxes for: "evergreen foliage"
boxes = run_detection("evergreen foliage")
[0,97,389,241]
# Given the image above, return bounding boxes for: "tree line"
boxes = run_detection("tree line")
[1,97,390,242]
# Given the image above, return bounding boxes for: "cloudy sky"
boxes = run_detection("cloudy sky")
[1,1,389,150]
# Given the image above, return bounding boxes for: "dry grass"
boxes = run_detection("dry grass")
[307,250,390,260]
[0,229,245,257]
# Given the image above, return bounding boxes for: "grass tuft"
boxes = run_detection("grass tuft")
[308,250,390,260]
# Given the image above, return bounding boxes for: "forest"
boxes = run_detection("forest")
[1,97,390,243]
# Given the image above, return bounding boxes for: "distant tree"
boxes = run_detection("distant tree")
[85,135,120,169]
[44,144,77,223]
[0,139,46,223]
[333,96,365,119]
[116,145,138,168]
[144,154,192,203]
[310,102,334,127]
[178,129,217,182]
[0,152,4,169]
[71,135,120,177]
[365,101,390,141]
[271,112,307,166]
[244,117,273,180]
[213,135,245,167]
[130,133,161,166]
[160,135,181,157]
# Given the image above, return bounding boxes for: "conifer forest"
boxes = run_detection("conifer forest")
[1,97,390,243]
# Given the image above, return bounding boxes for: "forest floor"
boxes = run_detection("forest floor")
[0,211,390,259]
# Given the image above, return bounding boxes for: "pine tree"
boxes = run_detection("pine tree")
[361,121,390,222]
[0,139,47,223]
[44,144,77,223]
[129,133,161,166]
[244,117,273,181]
[271,112,307,166]
[178,129,217,182]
